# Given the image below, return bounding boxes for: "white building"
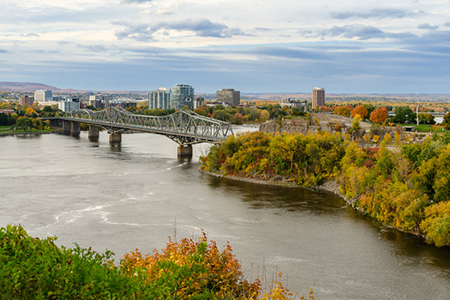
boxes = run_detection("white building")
[34,89,53,102]
[58,98,80,112]
[149,88,171,110]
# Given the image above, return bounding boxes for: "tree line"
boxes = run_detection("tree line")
[200,130,450,247]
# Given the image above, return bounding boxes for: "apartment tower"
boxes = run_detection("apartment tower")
[171,84,194,110]
[312,87,325,109]
[149,88,171,110]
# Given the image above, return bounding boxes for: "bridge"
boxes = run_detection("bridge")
[50,107,233,157]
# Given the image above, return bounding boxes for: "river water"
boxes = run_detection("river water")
[1,129,450,299]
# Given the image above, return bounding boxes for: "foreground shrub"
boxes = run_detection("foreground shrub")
[0,224,144,299]
[1,225,308,299]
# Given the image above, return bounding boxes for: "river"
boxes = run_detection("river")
[1,129,450,299]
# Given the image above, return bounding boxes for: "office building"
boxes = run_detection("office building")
[34,89,53,102]
[312,87,325,109]
[58,98,80,112]
[171,84,194,110]
[216,89,240,106]
[149,88,171,110]
[89,94,111,109]
[19,95,34,106]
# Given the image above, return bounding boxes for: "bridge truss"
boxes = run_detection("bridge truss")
[63,107,233,145]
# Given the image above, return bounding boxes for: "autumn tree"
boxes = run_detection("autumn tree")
[442,112,450,130]
[351,105,368,119]
[333,106,351,117]
[370,107,389,124]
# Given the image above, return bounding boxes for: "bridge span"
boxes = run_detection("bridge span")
[49,107,233,157]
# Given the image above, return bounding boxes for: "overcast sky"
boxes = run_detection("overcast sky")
[1,0,450,93]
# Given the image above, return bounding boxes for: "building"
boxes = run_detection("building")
[58,98,80,112]
[194,97,205,109]
[34,89,53,102]
[19,95,34,106]
[89,94,111,109]
[312,87,325,109]
[171,84,194,110]
[279,99,308,112]
[216,89,240,106]
[149,88,171,110]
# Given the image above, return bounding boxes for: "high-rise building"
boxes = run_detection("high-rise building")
[312,87,325,109]
[19,95,34,106]
[34,89,53,102]
[149,88,171,110]
[216,89,240,106]
[171,84,194,110]
[58,97,80,112]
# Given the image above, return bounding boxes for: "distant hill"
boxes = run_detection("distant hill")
[0,81,63,92]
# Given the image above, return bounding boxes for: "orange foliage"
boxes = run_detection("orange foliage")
[351,105,368,119]
[370,107,389,124]
[120,232,261,299]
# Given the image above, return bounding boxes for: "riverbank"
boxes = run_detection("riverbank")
[200,169,360,210]
[0,130,59,137]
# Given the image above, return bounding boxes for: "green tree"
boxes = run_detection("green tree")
[393,106,416,124]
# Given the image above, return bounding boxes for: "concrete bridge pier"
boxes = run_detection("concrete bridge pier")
[177,145,193,157]
[71,122,80,136]
[109,133,122,144]
[88,125,100,141]
[62,121,71,135]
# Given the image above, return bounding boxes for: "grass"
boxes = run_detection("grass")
[0,126,56,135]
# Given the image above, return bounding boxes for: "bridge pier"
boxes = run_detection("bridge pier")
[109,133,122,144]
[62,121,71,135]
[177,145,193,157]
[71,122,80,136]
[88,125,99,141]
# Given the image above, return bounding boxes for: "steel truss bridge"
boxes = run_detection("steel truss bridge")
[61,107,233,145]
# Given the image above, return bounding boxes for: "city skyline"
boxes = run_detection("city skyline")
[0,1,450,93]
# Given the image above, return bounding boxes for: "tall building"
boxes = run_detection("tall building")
[171,84,194,110]
[19,95,34,106]
[216,89,240,106]
[58,98,80,112]
[34,89,53,102]
[149,88,171,110]
[312,87,325,109]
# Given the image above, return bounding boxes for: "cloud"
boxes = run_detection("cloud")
[330,8,424,20]
[0,49,8,53]
[115,18,247,41]
[417,23,439,30]
[445,22,450,27]
[22,33,39,37]
[248,47,325,60]
[322,25,385,40]
[76,44,108,52]
[121,0,153,3]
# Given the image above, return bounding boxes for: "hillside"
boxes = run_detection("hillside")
[0,81,63,92]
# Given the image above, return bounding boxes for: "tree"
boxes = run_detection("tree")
[370,107,389,124]
[442,112,450,130]
[418,113,436,125]
[15,116,32,132]
[351,105,369,119]
[393,106,415,124]
[333,106,351,117]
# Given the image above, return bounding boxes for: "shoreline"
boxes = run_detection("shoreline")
[199,169,425,239]
[0,131,60,137]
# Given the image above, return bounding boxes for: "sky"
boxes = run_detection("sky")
[1,0,450,93]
